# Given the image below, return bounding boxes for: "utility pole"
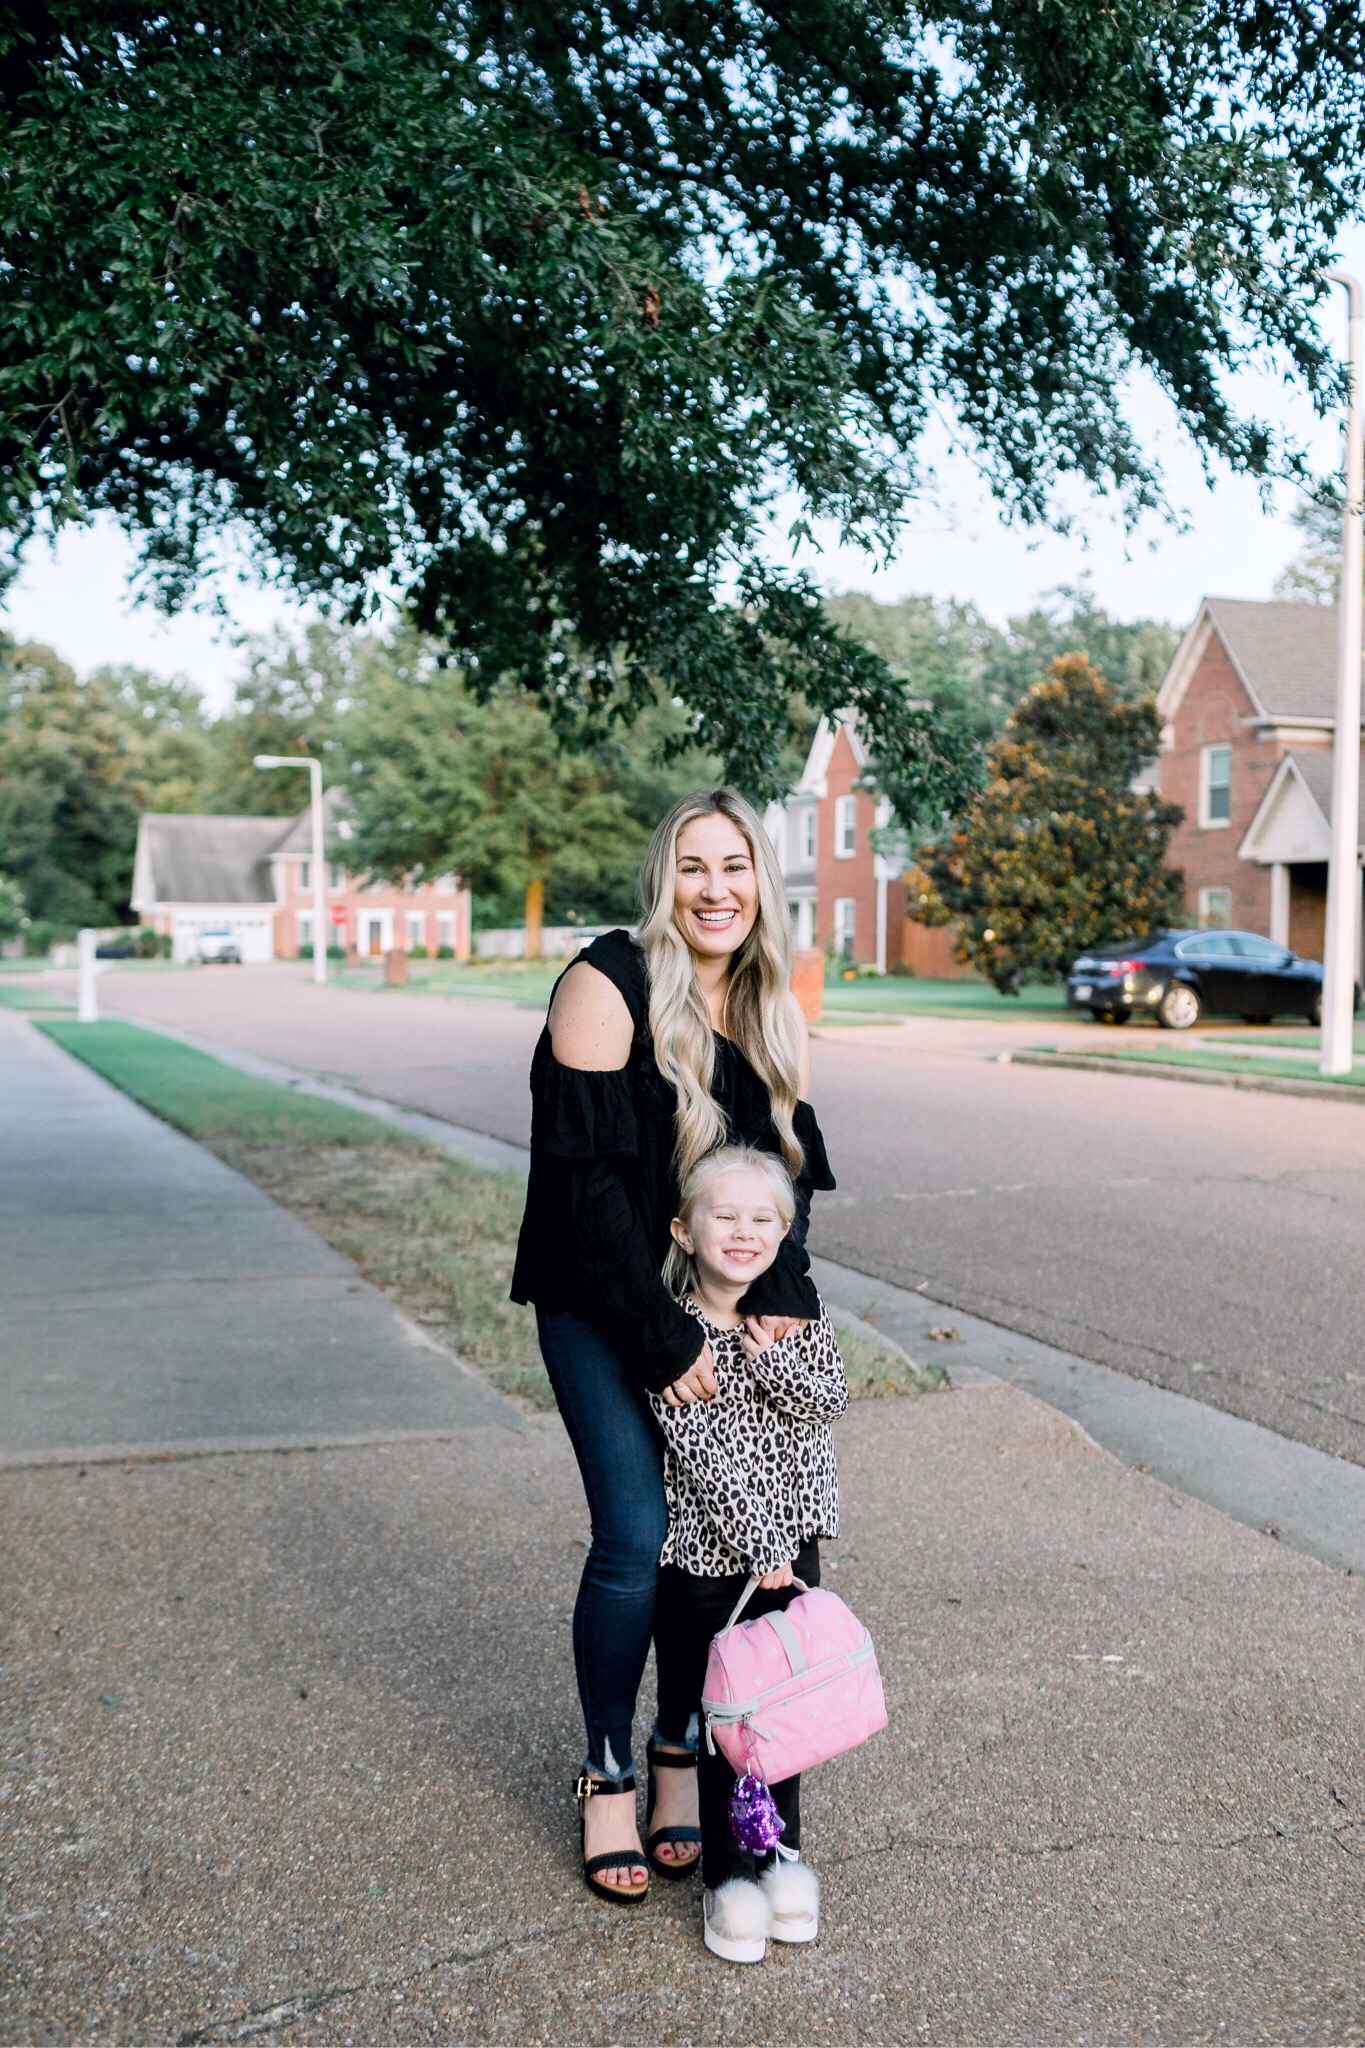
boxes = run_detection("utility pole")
[254,755,328,986]
[1321,270,1364,1078]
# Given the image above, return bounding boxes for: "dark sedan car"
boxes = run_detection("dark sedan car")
[1065,928,1343,1029]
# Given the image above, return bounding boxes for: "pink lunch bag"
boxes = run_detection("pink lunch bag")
[701,1574,887,1783]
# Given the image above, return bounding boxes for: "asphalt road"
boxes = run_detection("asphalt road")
[77,963,1365,1468]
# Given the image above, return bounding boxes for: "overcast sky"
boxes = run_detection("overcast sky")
[8,222,1365,716]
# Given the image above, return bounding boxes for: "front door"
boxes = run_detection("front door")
[364,915,385,957]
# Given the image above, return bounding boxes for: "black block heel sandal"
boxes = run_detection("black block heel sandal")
[575,1773,649,1906]
[644,1739,702,1879]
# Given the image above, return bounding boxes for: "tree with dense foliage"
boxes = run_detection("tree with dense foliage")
[6,1,1365,819]
[1273,499,1343,602]
[825,585,1181,742]
[93,663,218,813]
[913,656,1185,991]
[0,873,26,942]
[0,643,150,929]
[200,624,356,815]
[982,589,1181,713]
[342,642,707,949]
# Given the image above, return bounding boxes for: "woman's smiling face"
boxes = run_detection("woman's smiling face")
[672,812,759,963]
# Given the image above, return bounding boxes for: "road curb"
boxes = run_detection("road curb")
[1009,1047,1365,1104]
[88,1011,1365,1575]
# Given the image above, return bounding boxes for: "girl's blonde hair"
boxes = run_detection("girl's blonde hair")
[663,1144,796,1300]
[636,786,804,1183]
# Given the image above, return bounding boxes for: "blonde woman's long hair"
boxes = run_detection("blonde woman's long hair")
[663,1144,797,1300]
[637,786,805,1184]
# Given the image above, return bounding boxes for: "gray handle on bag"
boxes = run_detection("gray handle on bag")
[721,1571,809,1635]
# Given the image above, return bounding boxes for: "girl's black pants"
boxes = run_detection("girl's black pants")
[655,1537,820,1890]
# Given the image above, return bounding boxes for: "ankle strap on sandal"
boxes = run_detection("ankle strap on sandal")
[647,1744,698,1769]
[575,1772,637,1801]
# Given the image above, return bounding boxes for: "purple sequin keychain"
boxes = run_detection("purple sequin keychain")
[729,1772,785,1853]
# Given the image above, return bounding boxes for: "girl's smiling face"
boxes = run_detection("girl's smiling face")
[672,813,759,963]
[672,1166,788,1294]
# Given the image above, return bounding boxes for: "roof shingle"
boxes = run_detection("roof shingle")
[137,815,291,905]
[1205,599,1341,721]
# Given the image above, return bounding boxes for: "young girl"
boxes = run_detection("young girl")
[650,1144,848,1965]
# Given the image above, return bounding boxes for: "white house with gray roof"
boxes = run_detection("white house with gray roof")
[131,795,472,963]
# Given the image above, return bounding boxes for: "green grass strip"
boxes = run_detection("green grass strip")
[0,985,74,1011]
[1027,1040,1365,1087]
[40,1019,388,1144]
[38,1019,935,1405]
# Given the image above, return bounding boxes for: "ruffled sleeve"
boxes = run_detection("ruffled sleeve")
[535,1059,640,1160]
[528,1041,703,1392]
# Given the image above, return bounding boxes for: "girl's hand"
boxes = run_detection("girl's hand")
[660,1342,718,1407]
[757,1560,795,1591]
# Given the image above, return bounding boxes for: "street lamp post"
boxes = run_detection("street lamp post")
[1321,270,1365,1078]
[254,754,328,986]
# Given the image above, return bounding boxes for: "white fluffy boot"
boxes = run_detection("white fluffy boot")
[760,1851,820,1944]
[702,1877,772,1964]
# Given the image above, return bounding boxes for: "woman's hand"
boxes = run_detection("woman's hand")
[757,1560,795,1591]
[660,1341,718,1407]
[741,1315,780,1360]
[747,1314,806,1350]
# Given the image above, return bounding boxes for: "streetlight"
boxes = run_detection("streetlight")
[1321,270,1364,1078]
[254,754,328,986]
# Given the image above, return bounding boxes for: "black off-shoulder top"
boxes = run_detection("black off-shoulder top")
[510,929,836,1395]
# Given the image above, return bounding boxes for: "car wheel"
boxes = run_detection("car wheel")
[1158,982,1202,1030]
[1307,993,1322,1028]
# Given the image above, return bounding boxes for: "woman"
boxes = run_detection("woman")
[510,787,836,1903]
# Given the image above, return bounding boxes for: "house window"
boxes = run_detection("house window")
[1197,886,1233,929]
[436,911,456,954]
[835,795,857,858]
[833,898,855,959]
[405,911,426,951]
[298,859,311,891]
[800,809,817,863]
[1200,744,1232,827]
[329,863,345,890]
[297,913,313,952]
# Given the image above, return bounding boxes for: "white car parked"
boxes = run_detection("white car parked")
[196,925,242,964]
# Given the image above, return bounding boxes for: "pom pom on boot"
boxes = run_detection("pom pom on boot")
[702,1877,772,1964]
[760,1851,820,1944]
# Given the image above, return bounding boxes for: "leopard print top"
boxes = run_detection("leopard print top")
[649,1295,847,1577]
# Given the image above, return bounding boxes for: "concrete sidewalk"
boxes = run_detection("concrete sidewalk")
[3,1020,1365,2043]
[0,1015,514,1461]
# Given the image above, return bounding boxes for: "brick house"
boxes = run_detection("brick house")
[1156,598,1364,964]
[767,713,967,974]
[132,792,472,962]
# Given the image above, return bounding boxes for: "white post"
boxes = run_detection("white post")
[253,753,328,985]
[1269,862,1290,948]
[308,758,327,987]
[1322,269,1364,1075]
[77,928,99,1022]
[875,872,888,976]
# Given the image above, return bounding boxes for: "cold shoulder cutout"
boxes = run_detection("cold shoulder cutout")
[511,928,837,1394]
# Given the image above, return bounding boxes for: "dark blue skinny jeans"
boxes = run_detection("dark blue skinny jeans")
[536,1308,696,1782]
